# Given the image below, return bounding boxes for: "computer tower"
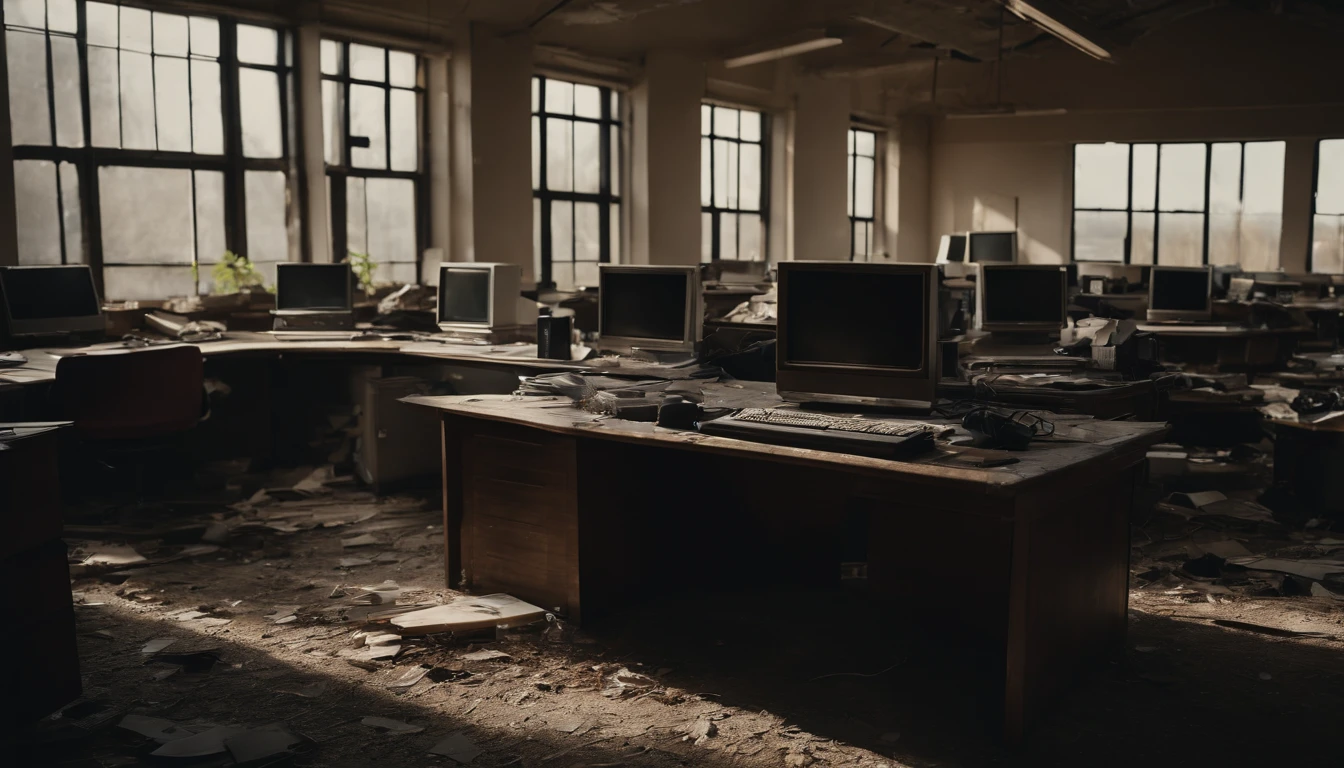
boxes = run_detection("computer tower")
[354,377,441,494]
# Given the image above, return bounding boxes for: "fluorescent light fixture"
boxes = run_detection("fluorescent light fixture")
[1003,0,1111,62]
[723,30,843,68]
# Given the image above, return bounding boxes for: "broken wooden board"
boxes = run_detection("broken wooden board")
[390,594,545,636]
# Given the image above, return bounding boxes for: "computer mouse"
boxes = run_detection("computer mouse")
[962,407,1036,451]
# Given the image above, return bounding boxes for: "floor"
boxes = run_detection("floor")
[20,464,1344,768]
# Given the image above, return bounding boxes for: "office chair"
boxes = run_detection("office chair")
[54,345,205,507]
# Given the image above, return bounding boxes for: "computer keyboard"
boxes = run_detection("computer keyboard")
[698,408,941,460]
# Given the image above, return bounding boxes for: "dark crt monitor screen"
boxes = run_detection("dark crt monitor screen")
[2,267,100,320]
[602,271,688,341]
[1152,270,1210,311]
[968,232,1016,263]
[784,270,925,369]
[983,269,1064,324]
[277,265,350,311]
[439,269,491,324]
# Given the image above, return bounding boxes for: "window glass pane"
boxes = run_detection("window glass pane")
[531,77,540,113]
[87,3,118,46]
[1313,215,1343,275]
[550,200,573,263]
[349,84,386,169]
[610,90,619,120]
[1243,141,1285,215]
[574,202,599,261]
[349,43,384,81]
[610,124,620,197]
[99,166,194,264]
[546,119,573,192]
[320,39,341,75]
[366,177,416,266]
[190,60,223,154]
[321,79,342,165]
[1158,143,1206,211]
[105,266,195,300]
[5,0,46,29]
[740,213,762,262]
[1132,144,1157,211]
[51,36,83,147]
[88,46,120,147]
[389,88,418,172]
[720,212,738,260]
[154,57,191,152]
[245,171,288,264]
[553,262,573,293]
[1318,140,1344,216]
[14,160,61,265]
[725,141,739,209]
[7,30,51,146]
[855,130,875,157]
[1158,212,1204,266]
[119,50,156,149]
[1073,143,1128,210]
[194,170,226,285]
[59,161,81,262]
[545,79,572,115]
[1208,211,1238,267]
[610,202,621,263]
[854,156,874,219]
[701,212,713,262]
[239,68,282,158]
[120,6,152,53]
[189,16,219,57]
[48,0,76,32]
[713,139,729,208]
[1131,213,1155,265]
[700,137,712,207]
[847,148,855,217]
[573,121,600,194]
[853,221,866,259]
[739,110,761,142]
[740,143,762,211]
[576,261,598,289]
[574,84,600,119]
[152,13,188,56]
[700,104,712,136]
[388,50,416,88]
[346,177,367,255]
[237,25,277,65]
[1208,143,1240,214]
[531,116,541,190]
[714,106,738,139]
[1073,211,1126,263]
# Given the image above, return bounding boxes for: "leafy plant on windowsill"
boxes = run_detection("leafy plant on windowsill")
[211,251,270,295]
[345,249,377,296]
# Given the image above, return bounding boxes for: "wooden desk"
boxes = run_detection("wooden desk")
[408,386,1167,742]
[1134,323,1313,373]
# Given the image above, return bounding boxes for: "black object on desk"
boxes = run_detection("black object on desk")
[698,407,937,459]
[537,308,572,360]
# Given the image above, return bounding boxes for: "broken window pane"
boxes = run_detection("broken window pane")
[349,43,384,82]
[349,83,386,169]
[7,30,51,146]
[88,45,120,147]
[546,119,573,192]
[1072,211,1125,262]
[574,121,600,194]
[190,60,223,154]
[99,166,194,264]
[1074,143,1128,210]
[86,3,118,47]
[545,79,572,115]
[59,161,82,262]
[574,84,600,119]
[240,67,282,158]
[389,50,416,88]
[120,6,152,54]
[1158,143,1206,212]
[6,0,47,30]
[119,50,156,149]
[389,88,417,172]
[321,39,341,75]
[51,35,83,147]
[14,160,61,265]
[366,177,416,266]
[245,170,287,264]
[153,13,188,56]
[551,200,573,263]
[322,79,342,165]
[574,202,599,261]
[237,24,277,65]
[154,57,192,152]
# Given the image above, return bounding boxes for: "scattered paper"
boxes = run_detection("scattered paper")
[460,649,511,662]
[362,716,424,734]
[339,557,373,567]
[81,545,147,566]
[151,726,248,757]
[341,534,379,548]
[141,637,176,655]
[1227,557,1344,581]
[118,714,192,743]
[224,725,303,763]
[391,594,546,636]
[430,733,483,764]
[387,665,431,689]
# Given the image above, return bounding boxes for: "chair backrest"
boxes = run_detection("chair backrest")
[55,345,204,442]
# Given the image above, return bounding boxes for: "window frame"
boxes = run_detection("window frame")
[531,74,621,290]
[1071,140,1285,267]
[320,37,426,283]
[6,1,294,297]
[701,101,769,262]
[847,125,882,261]
[1310,138,1344,274]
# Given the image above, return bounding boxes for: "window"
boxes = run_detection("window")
[5,0,293,299]
[321,39,422,286]
[1313,139,1344,274]
[530,75,620,291]
[848,127,879,260]
[701,103,766,261]
[1072,141,1285,268]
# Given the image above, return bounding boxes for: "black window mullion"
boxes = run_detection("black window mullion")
[1201,143,1212,265]
[220,21,245,257]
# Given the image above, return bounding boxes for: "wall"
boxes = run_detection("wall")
[791,76,850,261]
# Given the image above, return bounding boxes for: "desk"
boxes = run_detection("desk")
[1134,323,1313,374]
[408,384,1167,742]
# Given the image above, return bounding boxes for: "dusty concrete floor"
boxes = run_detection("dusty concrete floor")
[19,478,1344,768]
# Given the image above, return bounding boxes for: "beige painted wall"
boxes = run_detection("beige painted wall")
[791,76,850,261]
[629,51,704,267]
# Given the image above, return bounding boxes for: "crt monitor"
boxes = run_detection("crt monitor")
[776,261,938,410]
[977,264,1067,334]
[1147,266,1212,322]
[275,263,353,313]
[598,265,701,354]
[437,262,526,330]
[0,265,105,338]
[966,231,1017,263]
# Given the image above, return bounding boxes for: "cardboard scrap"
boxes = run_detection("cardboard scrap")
[151,726,248,757]
[430,733,482,764]
[459,649,511,662]
[390,594,546,637]
[118,714,192,743]
[362,716,424,734]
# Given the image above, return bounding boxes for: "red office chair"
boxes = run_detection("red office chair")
[55,345,205,505]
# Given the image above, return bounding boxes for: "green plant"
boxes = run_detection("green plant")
[345,249,377,295]
[211,251,268,295]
